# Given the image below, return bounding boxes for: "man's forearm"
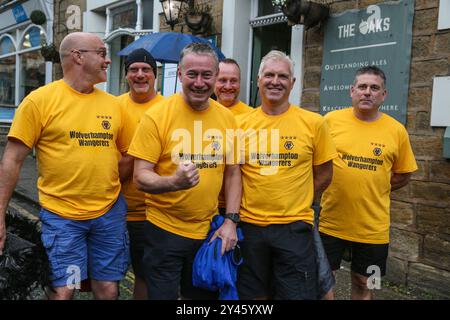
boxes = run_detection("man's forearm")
[313,160,333,203]
[0,163,21,214]
[134,170,177,194]
[119,153,134,183]
[224,165,242,213]
[391,173,411,191]
[0,140,30,253]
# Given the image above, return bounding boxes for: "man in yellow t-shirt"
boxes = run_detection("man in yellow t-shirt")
[319,66,417,300]
[117,48,164,300]
[237,50,337,300]
[128,43,242,300]
[214,58,253,214]
[0,32,134,300]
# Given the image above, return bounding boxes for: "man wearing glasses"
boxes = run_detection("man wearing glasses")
[0,32,134,300]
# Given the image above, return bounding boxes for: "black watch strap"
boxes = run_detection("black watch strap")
[224,213,240,224]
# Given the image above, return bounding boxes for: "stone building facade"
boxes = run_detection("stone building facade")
[1,0,448,297]
[302,0,450,298]
[52,0,86,79]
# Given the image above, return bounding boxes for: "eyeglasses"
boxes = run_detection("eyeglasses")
[73,49,108,58]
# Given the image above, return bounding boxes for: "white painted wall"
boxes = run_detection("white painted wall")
[83,11,107,38]
[290,25,303,105]
[221,0,252,104]
[438,0,450,30]
[431,76,450,126]
[87,0,121,11]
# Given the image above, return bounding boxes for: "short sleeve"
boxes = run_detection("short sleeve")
[8,98,42,148]
[127,113,162,164]
[313,117,338,166]
[392,127,418,173]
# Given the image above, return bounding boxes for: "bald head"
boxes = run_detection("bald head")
[59,32,104,65]
[59,32,110,90]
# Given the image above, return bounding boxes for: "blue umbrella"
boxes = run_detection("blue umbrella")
[117,32,225,63]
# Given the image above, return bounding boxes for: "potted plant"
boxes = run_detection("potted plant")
[40,43,60,63]
[183,2,212,34]
[30,10,47,25]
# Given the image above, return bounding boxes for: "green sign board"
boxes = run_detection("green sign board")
[319,0,415,124]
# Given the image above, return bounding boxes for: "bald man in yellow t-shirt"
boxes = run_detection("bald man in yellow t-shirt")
[237,50,337,300]
[0,32,134,300]
[319,66,417,300]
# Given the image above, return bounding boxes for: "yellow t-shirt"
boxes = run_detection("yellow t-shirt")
[238,105,337,226]
[118,93,165,221]
[228,101,253,116]
[128,93,237,239]
[8,79,134,220]
[319,108,418,244]
[218,100,253,209]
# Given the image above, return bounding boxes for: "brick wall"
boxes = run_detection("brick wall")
[302,0,450,297]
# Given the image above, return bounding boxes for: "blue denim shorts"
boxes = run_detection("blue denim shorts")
[40,195,130,287]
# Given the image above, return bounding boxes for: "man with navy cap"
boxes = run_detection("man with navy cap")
[117,48,164,299]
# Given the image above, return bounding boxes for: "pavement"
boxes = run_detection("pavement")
[0,143,441,300]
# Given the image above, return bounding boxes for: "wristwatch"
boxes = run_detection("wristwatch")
[224,213,240,224]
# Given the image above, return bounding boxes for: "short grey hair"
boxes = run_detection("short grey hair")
[354,66,387,88]
[179,42,219,71]
[258,50,294,78]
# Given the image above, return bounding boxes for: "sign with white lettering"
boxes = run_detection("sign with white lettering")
[319,0,415,124]
[12,4,28,23]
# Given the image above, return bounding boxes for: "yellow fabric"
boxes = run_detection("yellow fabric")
[320,108,418,244]
[238,105,337,226]
[227,101,253,116]
[118,93,165,221]
[218,100,253,209]
[128,93,237,239]
[8,80,134,220]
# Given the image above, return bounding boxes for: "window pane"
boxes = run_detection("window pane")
[0,37,15,55]
[0,55,16,107]
[142,0,154,30]
[20,51,45,100]
[258,0,282,16]
[22,27,45,50]
[111,3,137,29]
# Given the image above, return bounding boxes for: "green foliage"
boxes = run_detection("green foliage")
[40,43,60,63]
[30,10,46,25]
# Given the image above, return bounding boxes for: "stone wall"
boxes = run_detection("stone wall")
[52,0,86,80]
[302,0,450,297]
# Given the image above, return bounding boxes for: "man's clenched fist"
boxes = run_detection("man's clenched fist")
[173,161,199,190]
